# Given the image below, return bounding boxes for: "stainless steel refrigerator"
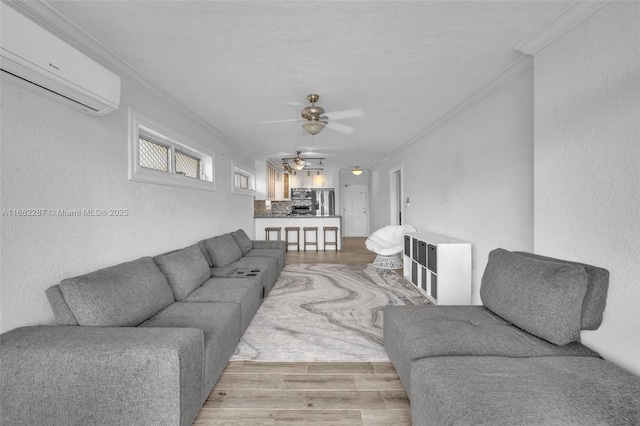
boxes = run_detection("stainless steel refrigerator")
[311,188,335,216]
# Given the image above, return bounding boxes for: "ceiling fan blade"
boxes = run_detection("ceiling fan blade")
[322,108,364,121]
[258,118,304,124]
[325,121,355,134]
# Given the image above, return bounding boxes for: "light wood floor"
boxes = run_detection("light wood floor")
[194,238,410,425]
[194,361,411,425]
[285,237,377,265]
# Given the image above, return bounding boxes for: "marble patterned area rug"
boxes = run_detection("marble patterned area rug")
[232,263,430,362]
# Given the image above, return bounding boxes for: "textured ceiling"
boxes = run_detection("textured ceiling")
[47,0,571,171]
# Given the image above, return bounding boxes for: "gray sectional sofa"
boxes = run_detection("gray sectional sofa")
[0,229,285,426]
[384,248,640,425]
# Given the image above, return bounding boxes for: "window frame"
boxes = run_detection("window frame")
[232,161,256,196]
[128,108,215,191]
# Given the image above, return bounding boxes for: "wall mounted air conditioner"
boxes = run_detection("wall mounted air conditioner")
[0,3,121,116]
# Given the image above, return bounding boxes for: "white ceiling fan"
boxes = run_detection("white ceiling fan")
[259,94,364,135]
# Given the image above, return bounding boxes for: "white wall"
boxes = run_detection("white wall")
[0,78,255,333]
[371,70,535,303]
[533,2,640,375]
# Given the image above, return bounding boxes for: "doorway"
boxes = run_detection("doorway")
[390,166,403,225]
[343,184,369,237]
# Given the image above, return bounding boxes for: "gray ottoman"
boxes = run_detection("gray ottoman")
[383,305,600,394]
[410,356,640,426]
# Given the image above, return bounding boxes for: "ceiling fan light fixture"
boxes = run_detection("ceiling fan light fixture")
[352,166,363,176]
[302,121,325,135]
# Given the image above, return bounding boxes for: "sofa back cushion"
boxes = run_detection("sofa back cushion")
[45,285,79,325]
[231,229,253,255]
[515,252,609,330]
[204,234,243,267]
[58,257,175,327]
[154,244,211,300]
[480,248,588,346]
[197,239,214,267]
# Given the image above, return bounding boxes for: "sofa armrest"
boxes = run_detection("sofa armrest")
[1,325,204,426]
[253,240,286,251]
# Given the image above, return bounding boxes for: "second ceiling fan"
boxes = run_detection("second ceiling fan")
[260,94,364,135]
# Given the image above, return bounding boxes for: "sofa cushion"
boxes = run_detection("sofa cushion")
[140,301,241,401]
[182,277,262,333]
[245,248,285,273]
[204,234,243,267]
[410,356,640,426]
[515,251,609,330]
[154,244,211,300]
[230,229,253,255]
[210,266,238,277]
[58,257,175,327]
[480,248,588,345]
[197,239,214,267]
[45,285,79,326]
[383,305,600,393]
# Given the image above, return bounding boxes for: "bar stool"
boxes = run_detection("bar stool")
[265,227,281,241]
[284,226,300,252]
[323,226,339,252]
[303,227,318,252]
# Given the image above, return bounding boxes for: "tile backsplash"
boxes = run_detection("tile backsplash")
[254,200,292,216]
[272,201,292,215]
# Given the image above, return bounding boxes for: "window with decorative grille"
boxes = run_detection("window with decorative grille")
[139,138,169,172]
[176,150,201,179]
[129,108,214,191]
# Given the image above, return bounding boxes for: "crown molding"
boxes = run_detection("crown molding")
[2,0,248,157]
[514,0,610,55]
[373,1,611,171]
[375,54,533,169]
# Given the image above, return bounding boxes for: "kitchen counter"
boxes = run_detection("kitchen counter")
[254,216,342,251]
[255,215,342,218]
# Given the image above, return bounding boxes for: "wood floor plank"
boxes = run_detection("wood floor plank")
[273,409,363,425]
[361,409,412,425]
[213,373,284,390]
[371,362,398,375]
[239,361,309,374]
[304,390,387,410]
[382,390,411,409]
[221,390,306,409]
[221,361,244,373]
[307,361,374,375]
[354,374,405,390]
[193,408,275,425]
[281,374,357,390]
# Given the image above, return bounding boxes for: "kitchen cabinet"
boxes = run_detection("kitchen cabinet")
[255,161,279,200]
[289,170,334,190]
[288,172,309,189]
[282,174,290,199]
[312,171,333,188]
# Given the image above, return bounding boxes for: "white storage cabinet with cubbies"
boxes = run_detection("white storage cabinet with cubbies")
[403,232,472,305]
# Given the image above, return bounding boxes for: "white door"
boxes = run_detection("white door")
[390,166,403,225]
[343,184,369,237]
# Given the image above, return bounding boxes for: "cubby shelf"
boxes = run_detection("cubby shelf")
[403,232,472,305]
